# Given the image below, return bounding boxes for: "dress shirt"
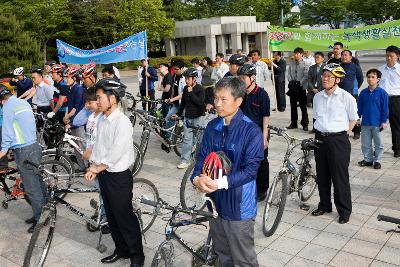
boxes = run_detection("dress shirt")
[36,81,54,107]
[211,62,229,83]
[253,60,270,89]
[90,108,135,172]
[313,87,358,132]
[287,59,309,89]
[378,63,400,96]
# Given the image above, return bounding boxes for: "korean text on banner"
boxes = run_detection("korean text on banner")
[56,31,147,64]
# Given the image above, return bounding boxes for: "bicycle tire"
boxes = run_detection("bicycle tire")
[139,129,150,157]
[298,152,317,202]
[171,124,183,157]
[41,150,75,175]
[151,242,174,267]
[180,163,207,210]
[262,172,288,237]
[133,178,159,233]
[23,204,56,267]
[41,160,73,200]
[131,141,143,178]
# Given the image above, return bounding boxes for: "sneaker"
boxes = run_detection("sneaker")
[373,162,381,169]
[287,124,298,129]
[358,160,373,167]
[177,162,190,169]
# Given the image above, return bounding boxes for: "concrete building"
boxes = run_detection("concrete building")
[165,16,270,59]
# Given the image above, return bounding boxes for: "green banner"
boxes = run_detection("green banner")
[268,20,400,51]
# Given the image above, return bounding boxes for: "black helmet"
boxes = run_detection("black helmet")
[237,64,256,76]
[229,54,246,66]
[183,67,198,77]
[0,84,11,99]
[94,77,126,98]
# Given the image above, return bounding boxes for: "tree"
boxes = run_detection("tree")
[0,14,41,73]
[347,0,400,24]
[300,0,350,29]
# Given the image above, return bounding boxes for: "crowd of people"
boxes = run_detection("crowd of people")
[1,42,399,266]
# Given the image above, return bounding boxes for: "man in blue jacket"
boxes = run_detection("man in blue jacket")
[191,77,264,266]
[10,67,33,105]
[139,59,158,111]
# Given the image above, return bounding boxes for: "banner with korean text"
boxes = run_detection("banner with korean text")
[56,31,147,64]
[268,20,400,51]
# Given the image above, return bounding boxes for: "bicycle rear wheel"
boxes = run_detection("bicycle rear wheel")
[262,172,288,237]
[133,178,159,233]
[151,241,174,267]
[41,150,74,175]
[171,124,183,157]
[23,204,56,267]
[180,163,207,210]
[131,141,143,177]
[298,152,317,202]
[41,160,72,200]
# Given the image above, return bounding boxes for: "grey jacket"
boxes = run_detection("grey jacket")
[287,59,309,89]
[308,63,325,92]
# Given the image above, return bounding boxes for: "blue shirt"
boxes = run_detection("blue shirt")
[240,86,270,129]
[68,83,85,121]
[357,86,389,127]
[9,77,33,104]
[1,96,36,152]
[139,66,158,92]
[72,107,92,127]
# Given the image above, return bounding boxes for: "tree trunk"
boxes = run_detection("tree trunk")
[43,40,47,67]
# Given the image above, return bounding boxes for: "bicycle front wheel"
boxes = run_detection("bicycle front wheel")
[171,124,183,157]
[133,178,159,233]
[151,241,174,267]
[41,160,73,200]
[131,141,143,178]
[23,204,56,267]
[180,163,207,210]
[262,172,288,237]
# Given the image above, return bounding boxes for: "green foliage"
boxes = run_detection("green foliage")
[300,0,350,29]
[346,0,400,24]
[0,14,41,73]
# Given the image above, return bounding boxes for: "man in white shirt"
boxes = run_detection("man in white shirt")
[378,45,400,157]
[311,63,358,224]
[211,53,229,83]
[251,49,270,89]
[191,58,203,84]
[303,51,316,68]
[85,78,144,267]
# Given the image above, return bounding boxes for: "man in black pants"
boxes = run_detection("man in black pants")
[311,63,358,224]
[238,64,271,202]
[378,45,400,157]
[85,78,144,267]
[272,51,286,112]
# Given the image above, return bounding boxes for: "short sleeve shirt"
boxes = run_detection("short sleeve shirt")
[161,73,173,100]
[240,86,270,129]
[53,81,69,109]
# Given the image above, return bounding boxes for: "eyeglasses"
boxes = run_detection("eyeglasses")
[321,74,336,80]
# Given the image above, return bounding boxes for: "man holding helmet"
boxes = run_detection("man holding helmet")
[311,63,358,224]
[85,78,144,267]
[172,67,205,169]
[192,77,264,266]
[224,54,247,77]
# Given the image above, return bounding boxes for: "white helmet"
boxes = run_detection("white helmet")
[13,67,24,76]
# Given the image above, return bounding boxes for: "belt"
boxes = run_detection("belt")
[315,130,346,137]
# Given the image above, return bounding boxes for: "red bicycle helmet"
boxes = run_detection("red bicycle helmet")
[202,151,232,180]
[82,62,96,78]
[49,64,64,74]
[66,66,81,78]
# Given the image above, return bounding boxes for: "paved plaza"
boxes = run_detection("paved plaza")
[1,69,400,267]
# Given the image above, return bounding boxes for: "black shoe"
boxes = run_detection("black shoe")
[358,160,373,167]
[130,264,143,267]
[353,133,360,140]
[161,143,170,153]
[374,162,381,169]
[257,192,267,202]
[272,108,277,111]
[302,126,309,132]
[395,152,400,158]
[287,125,298,129]
[101,253,129,263]
[27,221,37,234]
[338,217,349,224]
[25,216,36,224]
[309,129,315,134]
[311,208,331,216]
[130,257,145,267]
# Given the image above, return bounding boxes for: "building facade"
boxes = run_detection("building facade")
[165,16,270,59]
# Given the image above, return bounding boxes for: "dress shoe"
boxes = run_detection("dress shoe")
[394,152,400,158]
[309,129,315,134]
[27,221,37,234]
[373,162,381,169]
[287,125,298,129]
[25,216,36,224]
[311,208,331,216]
[257,192,267,202]
[353,133,360,140]
[101,253,129,263]
[358,160,373,167]
[338,217,349,224]
[130,264,143,267]
[302,126,309,132]
[130,257,145,267]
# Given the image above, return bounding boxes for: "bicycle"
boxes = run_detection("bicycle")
[178,123,208,210]
[262,125,321,237]
[23,160,159,267]
[141,197,218,267]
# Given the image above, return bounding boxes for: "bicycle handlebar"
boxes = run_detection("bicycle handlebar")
[377,214,400,225]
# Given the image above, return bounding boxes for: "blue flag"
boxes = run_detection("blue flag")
[292,0,303,6]
[57,31,147,64]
